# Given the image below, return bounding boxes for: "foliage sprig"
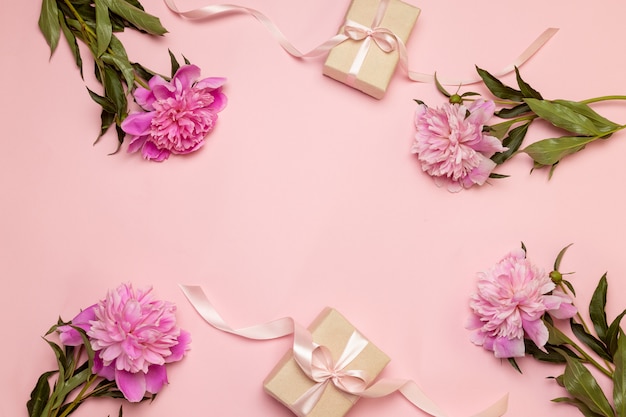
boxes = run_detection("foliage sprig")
[38,0,172,151]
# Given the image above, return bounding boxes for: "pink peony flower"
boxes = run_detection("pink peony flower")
[58,304,97,346]
[412,99,506,192]
[88,283,191,402]
[467,248,577,358]
[122,65,227,162]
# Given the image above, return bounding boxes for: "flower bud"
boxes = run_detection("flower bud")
[449,94,463,104]
[549,270,562,284]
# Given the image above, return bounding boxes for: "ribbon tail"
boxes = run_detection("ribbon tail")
[179,284,294,339]
[407,27,559,85]
[359,378,508,417]
[163,0,347,58]
[291,381,329,417]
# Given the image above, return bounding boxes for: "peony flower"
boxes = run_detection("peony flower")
[88,283,191,402]
[412,99,506,192]
[467,248,577,358]
[57,304,97,346]
[122,65,227,162]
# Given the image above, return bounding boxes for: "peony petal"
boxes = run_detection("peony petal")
[173,65,201,90]
[58,326,84,346]
[145,365,168,394]
[167,330,192,362]
[195,77,227,90]
[493,336,525,358]
[208,90,228,113]
[467,99,496,125]
[522,319,549,350]
[116,370,147,402]
[133,88,156,111]
[465,156,497,187]
[550,302,578,319]
[93,355,116,380]
[121,112,154,136]
[471,134,507,156]
[141,141,170,162]
[127,135,148,154]
[465,314,485,331]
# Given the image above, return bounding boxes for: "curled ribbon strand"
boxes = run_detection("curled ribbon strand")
[179,284,508,417]
[163,0,557,86]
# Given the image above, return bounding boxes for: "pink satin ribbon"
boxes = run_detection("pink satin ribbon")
[179,284,508,417]
[163,0,558,86]
[344,0,393,87]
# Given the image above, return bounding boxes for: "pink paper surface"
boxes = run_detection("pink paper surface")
[2,1,626,416]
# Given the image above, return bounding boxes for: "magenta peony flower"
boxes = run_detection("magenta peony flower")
[467,248,577,358]
[412,99,506,192]
[58,304,97,346]
[88,283,191,402]
[122,65,227,162]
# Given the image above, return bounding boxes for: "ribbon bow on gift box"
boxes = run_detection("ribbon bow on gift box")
[292,329,370,416]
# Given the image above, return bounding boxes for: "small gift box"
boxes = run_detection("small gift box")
[323,0,420,99]
[263,308,390,417]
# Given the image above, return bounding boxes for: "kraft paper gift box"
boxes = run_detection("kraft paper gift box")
[263,308,390,417]
[323,0,420,99]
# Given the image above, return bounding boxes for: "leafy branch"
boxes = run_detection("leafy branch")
[38,0,170,152]
[435,67,626,179]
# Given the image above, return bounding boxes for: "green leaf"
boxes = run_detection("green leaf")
[495,103,532,119]
[95,0,113,56]
[614,330,626,417]
[525,99,603,136]
[491,121,530,165]
[487,119,518,140]
[507,357,522,373]
[608,310,626,356]
[38,0,61,56]
[561,353,615,417]
[131,62,156,82]
[169,49,181,78]
[488,172,509,179]
[433,73,451,97]
[554,243,573,271]
[58,14,84,78]
[563,279,577,296]
[552,397,605,417]
[590,274,609,342]
[546,320,572,345]
[552,100,620,134]
[525,340,568,363]
[87,88,116,114]
[45,339,67,382]
[27,371,56,417]
[514,66,543,99]
[522,135,598,166]
[475,66,523,101]
[570,322,612,362]
[52,367,92,409]
[101,52,135,90]
[105,0,168,36]
[95,110,116,144]
[103,65,127,116]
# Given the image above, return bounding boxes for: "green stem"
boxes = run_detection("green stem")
[56,375,98,417]
[580,95,626,105]
[62,0,97,42]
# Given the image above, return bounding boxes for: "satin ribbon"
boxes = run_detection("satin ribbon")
[179,284,508,417]
[344,0,393,87]
[163,0,558,87]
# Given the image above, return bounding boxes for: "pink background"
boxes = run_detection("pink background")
[3,1,626,416]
